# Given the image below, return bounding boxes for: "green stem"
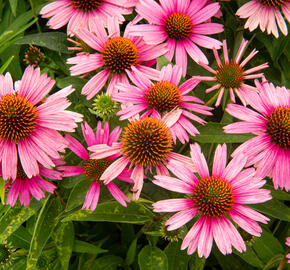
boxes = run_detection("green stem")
[28,0,41,33]
[205,91,220,107]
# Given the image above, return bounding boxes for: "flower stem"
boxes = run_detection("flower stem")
[29,0,41,33]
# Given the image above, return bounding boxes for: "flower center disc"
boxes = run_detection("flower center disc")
[102,37,139,73]
[259,0,285,7]
[266,106,289,150]
[83,159,111,182]
[165,12,192,40]
[145,81,182,114]
[216,61,244,89]
[0,94,38,142]
[121,117,173,167]
[71,0,102,11]
[193,176,234,217]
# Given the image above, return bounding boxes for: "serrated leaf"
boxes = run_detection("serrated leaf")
[73,240,107,255]
[164,241,190,270]
[52,222,74,270]
[252,231,284,263]
[15,32,71,53]
[194,122,254,143]
[250,198,290,222]
[27,196,62,270]
[62,201,155,224]
[138,245,168,270]
[0,200,41,242]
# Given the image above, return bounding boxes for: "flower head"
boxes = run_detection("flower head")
[4,162,62,207]
[113,64,213,144]
[128,0,224,76]
[89,117,194,200]
[67,19,167,99]
[24,45,43,67]
[236,0,290,38]
[286,237,290,263]
[40,0,136,36]
[153,143,271,258]
[58,121,131,211]
[224,79,290,191]
[0,66,82,181]
[90,93,118,119]
[194,39,268,106]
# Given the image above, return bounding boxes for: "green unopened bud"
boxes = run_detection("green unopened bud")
[160,220,184,242]
[24,45,43,67]
[90,94,118,119]
[0,243,12,267]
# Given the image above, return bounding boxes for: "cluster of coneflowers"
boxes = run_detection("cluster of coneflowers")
[0,0,289,259]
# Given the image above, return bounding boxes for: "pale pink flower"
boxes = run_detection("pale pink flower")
[67,19,167,99]
[40,0,136,36]
[236,0,290,38]
[224,79,290,191]
[128,0,223,76]
[286,237,290,263]
[113,64,213,144]
[193,39,268,107]
[0,66,82,181]
[3,163,62,207]
[153,143,271,258]
[58,121,131,211]
[89,117,194,200]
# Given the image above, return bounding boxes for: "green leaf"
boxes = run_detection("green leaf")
[52,222,74,270]
[164,241,190,270]
[62,201,155,224]
[194,122,254,143]
[65,177,91,212]
[188,253,206,270]
[264,184,290,201]
[138,245,168,270]
[27,196,62,270]
[0,55,14,74]
[9,0,18,16]
[73,240,107,255]
[15,32,71,54]
[233,244,264,268]
[157,55,171,69]
[92,255,124,270]
[7,225,32,250]
[0,200,41,242]
[250,198,290,222]
[125,238,137,266]
[262,254,284,270]
[252,231,284,263]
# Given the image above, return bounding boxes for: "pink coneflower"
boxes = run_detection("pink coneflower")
[67,19,167,99]
[58,121,131,211]
[286,237,290,263]
[3,164,61,207]
[89,117,194,200]
[113,64,213,144]
[128,0,224,76]
[40,0,136,36]
[224,79,290,191]
[236,0,290,38]
[0,66,83,181]
[193,39,268,106]
[153,143,271,258]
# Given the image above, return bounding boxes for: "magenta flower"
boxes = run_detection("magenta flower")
[40,0,136,36]
[236,0,290,38]
[193,39,268,106]
[224,79,290,191]
[113,64,213,144]
[67,19,167,99]
[153,143,271,258]
[58,121,131,211]
[89,117,194,200]
[286,237,290,263]
[0,66,82,181]
[3,164,62,207]
[128,0,223,76]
